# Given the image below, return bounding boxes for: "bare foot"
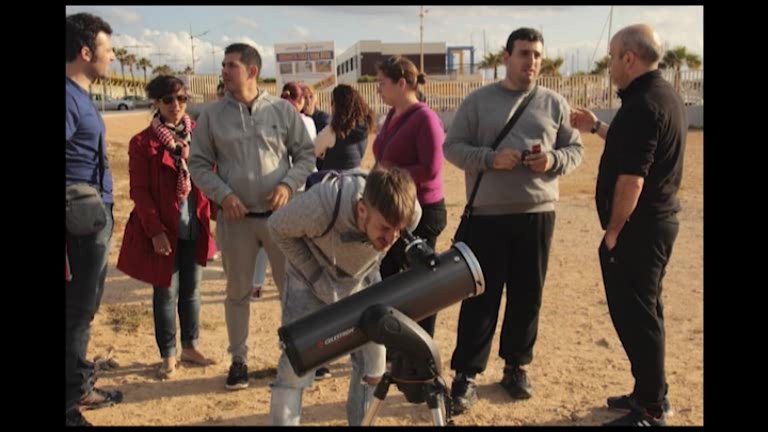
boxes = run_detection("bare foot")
[157,357,176,380]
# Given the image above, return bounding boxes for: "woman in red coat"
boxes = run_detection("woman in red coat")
[117,75,216,379]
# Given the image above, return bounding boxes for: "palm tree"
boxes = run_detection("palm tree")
[478,48,504,80]
[685,53,702,70]
[660,46,688,71]
[113,47,128,97]
[660,46,702,91]
[660,46,703,70]
[125,53,137,96]
[152,64,173,76]
[137,57,152,85]
[591,55,610,75]
[540,57,564,76]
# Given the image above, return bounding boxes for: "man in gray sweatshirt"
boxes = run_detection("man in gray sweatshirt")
[267,167,421,425]
[188,43,315,391]
[443,28,583,414]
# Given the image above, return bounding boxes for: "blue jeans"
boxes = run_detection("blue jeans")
[269,268,385,425]
[65,203,113,412]
[153,239,203,358]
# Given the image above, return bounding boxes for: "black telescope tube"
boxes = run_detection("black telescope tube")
[278,242,484,376]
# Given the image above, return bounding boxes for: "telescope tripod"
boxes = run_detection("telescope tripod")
[360,370,453,426]
[358,305,455,426]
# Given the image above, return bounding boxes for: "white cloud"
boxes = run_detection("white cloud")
[110,7,142,25]
[431,5,578,19]
[298,6,416,17]
[234,17,259,30]
[395,25,420,39]
[293,25,310,38]
[612,6,703,57]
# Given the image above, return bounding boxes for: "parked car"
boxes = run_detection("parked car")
[121,95,153,109]
[91,94,134,111]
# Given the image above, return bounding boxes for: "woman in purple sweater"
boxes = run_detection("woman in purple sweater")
[372,55,446,337]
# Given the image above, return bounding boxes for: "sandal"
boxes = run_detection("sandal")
[180,350,217,366]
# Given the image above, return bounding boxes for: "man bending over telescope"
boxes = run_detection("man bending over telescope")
[267,167,421,425]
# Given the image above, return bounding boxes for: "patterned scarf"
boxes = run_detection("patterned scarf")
[152,114,193,202]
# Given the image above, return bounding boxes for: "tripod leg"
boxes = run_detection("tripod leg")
[428,392,447,426]
[360,373,393,426]
[426,377,454,426]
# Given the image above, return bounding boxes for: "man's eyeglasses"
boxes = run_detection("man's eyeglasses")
[160,94,189,104]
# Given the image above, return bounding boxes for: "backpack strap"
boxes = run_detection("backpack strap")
[319,171,368,237]
[321,173,344,237]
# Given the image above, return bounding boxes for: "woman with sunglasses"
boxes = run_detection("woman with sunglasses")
[314,84,375,171]
[373,55,447,337]
[117,75,217,380]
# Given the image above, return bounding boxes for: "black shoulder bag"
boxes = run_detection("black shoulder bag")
[453,86,538,243]
[66,134,108,236]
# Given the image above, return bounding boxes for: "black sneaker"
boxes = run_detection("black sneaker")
[225,361,249,390]
[603,409,667,426]
[607,394,672,416]
[500,365,532,399]
[450,373,478,415]
[66,409,93,427]
[78,387,124,410]
[315,366,332,380]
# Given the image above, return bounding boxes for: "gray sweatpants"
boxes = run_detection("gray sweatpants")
[217,216,286,364]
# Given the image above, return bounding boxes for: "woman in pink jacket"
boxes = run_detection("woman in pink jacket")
[373,56,447,337]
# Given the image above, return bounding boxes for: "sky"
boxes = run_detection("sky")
[65,5,704,79]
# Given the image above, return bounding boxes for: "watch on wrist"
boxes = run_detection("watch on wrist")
[590,120,602,134]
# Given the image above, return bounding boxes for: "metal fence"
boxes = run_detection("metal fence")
[185,69,702,113]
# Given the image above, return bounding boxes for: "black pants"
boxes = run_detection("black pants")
[65,204,113,412]
[381,199,447,336]
[599,215,678,410]
[450,212,555,375]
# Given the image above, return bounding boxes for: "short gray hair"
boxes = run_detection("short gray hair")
[618,28,662,64]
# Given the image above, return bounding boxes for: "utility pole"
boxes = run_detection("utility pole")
[607,5,614,109]
[419,6,430,73]
[607,5,614,53]
[189,25,210,75]
[572,53,575,75]
[211,45,219,75]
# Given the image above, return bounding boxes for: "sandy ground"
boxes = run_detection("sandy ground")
[82,110,703,426]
